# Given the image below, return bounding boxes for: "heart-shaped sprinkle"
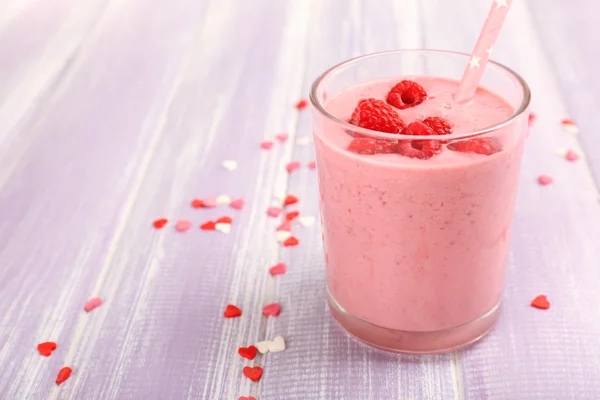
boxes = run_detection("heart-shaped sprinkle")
[565,150,579,162]
[262,303,281,317]
[216,216,233,224]
[273,191,285,204]
[561,118,578,134]
[202,196,218,208]
[175,220,192,232]
[307,160,316,170]
[216,194,231,205]
[283,236,299,247]
[286,161,301,173]
[56,367,72,385]
[267,207,282,217]
[239,397,257,400]
[269,263,287,276]
[153,218,168,229]
[275,230,292,243]
[215,223,232,234]
[255,341,270,354]
[298,216,315,228]
[238,345,258,360]
[267,336,286,353]
[283,195,298,206]
[222,160,238,171]
[84,297,103,312]
[538,175,553,186]
[230,198,245,210]
[285,211,300,221]
[296,136,311,146]
[260,141,274,150]
[200,221,216,230]
[243,366,263,382]
[276,220,292,232]
[191,199,204,208]
[224,304,242,318]
[275,133,289,142]
[295,99,308,109]
[37,342,57,357]
[528,113,536,127]
[531,294,550,309]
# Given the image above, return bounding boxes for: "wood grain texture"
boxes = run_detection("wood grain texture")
[0,0,598,399]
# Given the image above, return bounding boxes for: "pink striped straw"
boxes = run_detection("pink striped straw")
[454,0,514,103]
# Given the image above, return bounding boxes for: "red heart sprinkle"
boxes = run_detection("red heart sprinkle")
[37,342,57,357]
[262,303,281,316]
[200,221,216,230]
[286,161,301,173]
[56,367,72,385]
[531,295,550,309]
[243,366,263,382]
[283,195,298,206]
[276,220,292,232]
[153,218,168,229]
[528,113,536,126]
[285,211,300,221]
[238,345,258,360]
[307,160,316,169]
[224,304,242,318]
[230,198,245,210]
[191,199,204,208]
[84,297,103,312]
[239,397,256,400]
[275,133,289,142]
[561,118,576,126]
[283,236,299,247]
[216,216,233,224]
[565,150,579,162]
[269,263,287,275]
[260,141,273,150]
[538,175,553,186]
[295,99,308,110]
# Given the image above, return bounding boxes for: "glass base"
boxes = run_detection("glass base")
[328,293,501,354]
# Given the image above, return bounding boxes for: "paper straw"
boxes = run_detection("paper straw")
[454,0,514,103]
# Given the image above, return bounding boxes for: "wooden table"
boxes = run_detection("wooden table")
[1,0,599,398]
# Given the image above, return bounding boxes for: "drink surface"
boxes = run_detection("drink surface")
[314,76,525,332]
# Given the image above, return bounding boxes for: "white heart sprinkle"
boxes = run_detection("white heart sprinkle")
[562,125,579,135]
[273,191,285,204]
[215,223,231,234]
[255,341,270,354]
[298,216,315,227]
[267,336,286,353]
[296,136,312,146]
[554,148,568,156]
[222,160,238,171]
[275,230,292,243]
[216,194,231,205]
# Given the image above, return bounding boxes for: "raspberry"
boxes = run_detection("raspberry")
[347,137,398,155]
[400,121,434,136]
[448,137,501,156]
[387,80,427,109]
[422,117,452,135]
[349,98,404,133]
[397,140,442,159]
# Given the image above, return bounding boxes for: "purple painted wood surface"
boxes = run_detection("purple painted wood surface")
[0,1,598,399]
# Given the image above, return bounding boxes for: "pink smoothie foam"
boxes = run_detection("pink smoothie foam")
[314,77,527,351]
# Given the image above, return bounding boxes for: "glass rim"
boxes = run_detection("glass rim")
[309,49,531,141]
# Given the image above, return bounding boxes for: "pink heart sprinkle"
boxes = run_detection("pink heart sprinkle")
[307,160,316,169]
[262,303,281,316]
[565,150,579,162]
[269,263,287,275]
[286,161,301,173]
[175,220,192,232]
[202,196,218,208]
[276,133,289,142]
[276,220,292,232]
[538,175,553,185]
[84,297,103,312]
[260,141,273,150]
[230,198,245,210]
[267,207,282,218]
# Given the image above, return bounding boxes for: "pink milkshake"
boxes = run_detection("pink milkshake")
[310,50,530,353]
